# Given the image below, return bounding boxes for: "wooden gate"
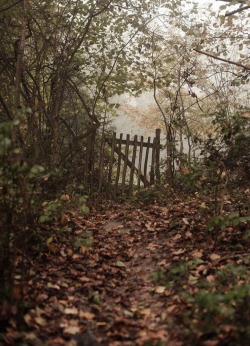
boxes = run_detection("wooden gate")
[103,129,161,197]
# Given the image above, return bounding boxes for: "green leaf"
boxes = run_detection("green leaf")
[72,237,83,249]
[116,261,125,268]
[46,236,54,245]
[80,205,89,215]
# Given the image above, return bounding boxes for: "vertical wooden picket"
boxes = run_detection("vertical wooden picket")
[150,138,156,184]
[137,136,144,190]
[128,135,137,196]
[155,129,161,184]
[98,130,106,195]
[121,134,130,195]
[107,132,116,194]
[114,133,123,197]
[144,137,151,187]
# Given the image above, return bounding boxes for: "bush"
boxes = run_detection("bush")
[0,121,41,296]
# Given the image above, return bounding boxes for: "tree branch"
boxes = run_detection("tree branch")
[194,48,250,71]
[0,95,13,120]
[0,0,22,13]
[225,5,250,16]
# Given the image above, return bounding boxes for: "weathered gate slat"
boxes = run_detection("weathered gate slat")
[150,137,156,184]
[155,128,161,183]
[121,134,130,194]
[129,135,138,196]
[107,132,116,192]
[144,137,151,186]
[114,133,123,197]
[137,136,144,190]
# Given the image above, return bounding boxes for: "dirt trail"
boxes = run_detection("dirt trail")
[3,195,250,346]
[99,218,171,345]
[3,202,199,346]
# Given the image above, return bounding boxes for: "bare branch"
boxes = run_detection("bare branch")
[225,5,250,16]
[194,48,250,71]
[0,0,22,13]
[0,94,13,120]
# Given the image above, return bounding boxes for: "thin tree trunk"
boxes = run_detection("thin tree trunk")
[15,0,27,112]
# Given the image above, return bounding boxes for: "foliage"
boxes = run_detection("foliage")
[188,282,250,345]
[155,258,250,345]
[129,185,173,205]
[0,120,43,296]
[176,107,250,202]
[0,120,89,299]
[208,211,250,245]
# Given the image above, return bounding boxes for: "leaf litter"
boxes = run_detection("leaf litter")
[1,194,250,345]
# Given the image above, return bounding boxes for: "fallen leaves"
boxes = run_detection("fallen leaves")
[3,196,249,346]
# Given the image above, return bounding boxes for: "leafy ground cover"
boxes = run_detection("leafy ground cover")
[1,190,250,346]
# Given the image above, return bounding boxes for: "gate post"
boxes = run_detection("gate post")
[155,129,161,184]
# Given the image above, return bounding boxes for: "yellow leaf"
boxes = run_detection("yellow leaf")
[46,236,54,245]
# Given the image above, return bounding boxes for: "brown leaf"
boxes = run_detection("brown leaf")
[64,307,78,315]
[48,244,59,254]
[166,305,177,313]
[240,112,250,118]
[63,326,81,335]
[36,293,48,303]
[60,194,70,202]
[24,313,32,326]
[181,166,189,175]
[210,253,221,261]
[172,249,185,255]
[185,230,192,238]
[35,316,47,326]
[78,276,91,282]
[192,250,203,259]
[207,275,216,283]
[79,311,95,320]
[61,213,70,226]
[155,286,166,294]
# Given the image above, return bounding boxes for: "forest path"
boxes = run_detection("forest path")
[4,198,219,346]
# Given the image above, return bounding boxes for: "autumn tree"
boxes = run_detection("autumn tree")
[0,0,158,298]
[0,0,156,180]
